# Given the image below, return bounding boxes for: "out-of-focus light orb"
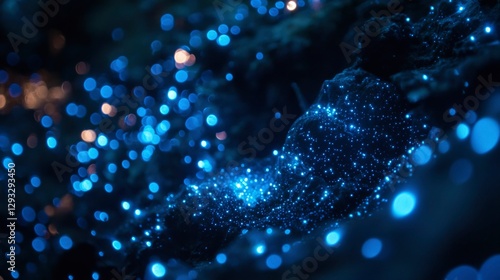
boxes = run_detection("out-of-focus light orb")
[217,34,230,46]
[456,123,470,139]
[412,145,432,165]
[438,140,450,154]
[361,238,383,259]
[286,1,297,11]
[255,244,266,255]
[485,26,492,33]
[112,240,122,250]
[216,253,227,264]
[471,118,499,154]
[81,129,96,143]
[167,89,177,100]
[326,230,341,245]
[122,201,130,210]
[175,70,188,83]
[206,114,218,126]
[449,159,473,184]
[22,206,36,222]
[266,255,282,269]
[178,98,190,110]
[479,254,500,279]
[31,176,41,187]
[207,30,217,40]
[41,115,53,128]
[32,237,46,252]
[100,85,113,98]
[174,49,190,64]
[151,263,166,277]
[83,77,96,91]
[149,182,160,193]
[11,143,23,155]
[160,14,174,31]
[282,244,291,253]
[226,73,233,81]
[46,137,57,149]
[445,265,478,280]
[59,235,73,250]
[392,192,417,218]
[256,52,264,60]
[159,104,170,115]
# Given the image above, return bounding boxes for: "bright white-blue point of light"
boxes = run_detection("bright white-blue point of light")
[47,137,57,148]
[149,182,159,193]
[206,114,218,126]
[412,145,432,165]
[422,74,428,80]
[178,98,190,110]
[255,245,266,255]
[361,238,383,259]
[100,85,113,98]
[273,150,278,156]
[479,254,500,279]
[485,26,492,33]
[216,253,227,264]
[84,78,96,91]
[32,237,46,252]
[471,118,499,154]
[160,104,170,115]
[151,263,166,277]
[167,89,177,100]
[11,143,23,155]
[59,235,73,250]
[470,35,475,41]
[225,73,233,81]
[449,159,473,184]
[445,265,478,280]
[175,70,188,83]
[135,209,141,216]
[266,228,273,234]
[217,35,230,46]
[456,123,470,139]
[97,135,108,146]
[207,30,217,40]
[112,240,122,250]
[92,272,99,280]
[80,179,93,192]
[201,140,208,148]
[256,52,264,60]
[326,231,341,245]
[160,14,174,31]
[41,115,53,127]
[392,192,416,218]
[22,207,36,222]
[266,255,282,269]
[122,201,130,210]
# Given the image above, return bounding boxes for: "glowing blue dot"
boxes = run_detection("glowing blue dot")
[97,135,108,146]
[422,74,428,80]
[216,253,227,264]
[134,209,141,216]
[485,26,492,33]
[206,114,218,126]
[81,179,93,192]
[456,123,470,139]
[151,263,166,277]
[99,212,109,222]
[149,182,160,193]
[266,228,273,234]
[151,40,162,52]
[59,235,73,250]
[112,240,122,250]
[122,201,130,210]
[392,192,416,218]
[438,140,450,154]
[100,85,113,98]
[31,176,41,187]
[92,272,99,280]
[167,89,177,100]
[230,26,240,35]
[185,116,201,130]
[445,265,478,280]
[266,255,282,269]
[282,244,291,253]
[361,238,383,259]
[257,6,267,14]
[32,237,46,252]
[41,115,53,127]
[160,14,174,31]
[256,52,264,60]
[217,35,230,46]
[47,137,57,149]
[449,159,473,184]
[276,1,285,8]
[84,78,96,91]
[479,254,500,280]
[122,160,130,168]
[269,7,279,16]
[22,207,36,222]
[178,98,190,110]
[411,145,432,166]
[11,270,19,279]
[104,184,113,193]
[218,24,229,34]
[225,73,233,81]
[255,245,266,254]
[471,118,499,154]
[11,143,23,156]
[175,70,188,83]
[88,148,99,159]
[66,103,78,116]
[470,35,475,41]
[207,30,218,40]
[151,64,162,75]
[326,231,341,245]
[235,13,244,20]
[107,163,117,173]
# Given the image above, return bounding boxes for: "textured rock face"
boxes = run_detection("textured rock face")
[277,68,429,225]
